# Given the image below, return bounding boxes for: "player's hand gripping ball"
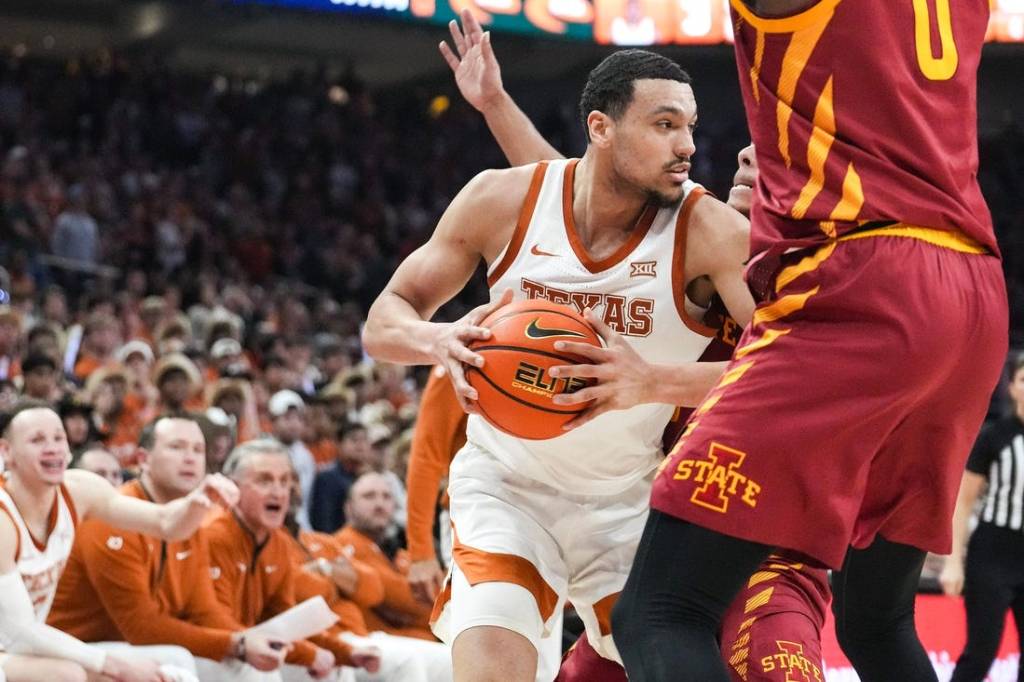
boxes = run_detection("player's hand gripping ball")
[467,299,602,439]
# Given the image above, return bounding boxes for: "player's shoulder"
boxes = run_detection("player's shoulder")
[457,164,544,218]
[686,192,750,257]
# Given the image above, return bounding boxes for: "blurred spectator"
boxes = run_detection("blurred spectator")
[58,394,98,455]
[335,473,434,642]
[268,389,317,530]
[73,313,121,380]
[153,353,203,414]
[311,421,370,534]
[0,305,22,380]
[20,351,60,402]
[51,183,99,265]
[85,364,143,464]
[73,446,124,487]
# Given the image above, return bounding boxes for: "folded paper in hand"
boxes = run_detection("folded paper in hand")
[248,596,339,642]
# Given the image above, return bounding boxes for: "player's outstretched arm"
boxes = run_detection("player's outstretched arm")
[441,8,563,166]
[363,167,530,411]
[940,471,987,596]
[65,468,239,541]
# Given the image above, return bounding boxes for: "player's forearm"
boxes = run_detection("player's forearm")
[362,292,444,366]
[157,495,210,541]
[647,362,727,408]
[481,91,564,166]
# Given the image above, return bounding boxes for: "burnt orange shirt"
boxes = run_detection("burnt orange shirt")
[47,480,239,661]
[334,526,435,641]
[308,440,340,472]
[405,369,467,562]
[206,512,350,667]
[73,354,103,381]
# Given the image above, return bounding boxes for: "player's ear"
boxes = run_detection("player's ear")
[587,110,613,148]
[133,447,149,471]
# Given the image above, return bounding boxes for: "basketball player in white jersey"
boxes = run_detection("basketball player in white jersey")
[363,49,752,682]
[0,401,239,682]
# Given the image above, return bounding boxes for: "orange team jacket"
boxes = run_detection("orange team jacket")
[334,525,435,641]
[287,530,387,637]
[47,479,240,661]
[405,368,467,562]
[205,511,354,667]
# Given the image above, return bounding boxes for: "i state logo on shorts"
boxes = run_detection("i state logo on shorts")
[672,442,762,513]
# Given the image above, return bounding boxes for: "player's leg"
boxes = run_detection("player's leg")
[719,556,828,682]
[437,444,569,682]
[612,510,770,682]
[1,655,87,682]
[831,535,934,681]
[949,528,1016,682]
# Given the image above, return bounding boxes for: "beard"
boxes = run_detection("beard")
[644,186,686,209]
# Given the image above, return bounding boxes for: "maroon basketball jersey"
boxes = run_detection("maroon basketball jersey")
[730,0,999,257]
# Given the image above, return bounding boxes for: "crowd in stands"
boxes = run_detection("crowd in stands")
[0,43,1020,677]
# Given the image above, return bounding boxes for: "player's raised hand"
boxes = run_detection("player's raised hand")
[439,9,505,112]
[432,288,513,414]
[549,307,656,430]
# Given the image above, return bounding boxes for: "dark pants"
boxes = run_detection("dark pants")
[613,510,936,682]
[952,525,1024,682]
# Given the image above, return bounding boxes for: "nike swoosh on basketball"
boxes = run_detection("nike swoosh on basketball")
[176,550,191,560]
[524,318,588,340]
[530,244,559,257]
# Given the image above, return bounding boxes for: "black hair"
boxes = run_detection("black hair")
[1013,351,1024,378]
[578,49,692,141]
[21,352,57,374]
[336,420,367,441]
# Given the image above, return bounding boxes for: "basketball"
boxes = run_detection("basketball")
[467,299,602,440]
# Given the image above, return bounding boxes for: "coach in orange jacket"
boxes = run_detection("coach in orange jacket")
[48,415,290,682]
[335,472,435,642]
[210,438,381,680]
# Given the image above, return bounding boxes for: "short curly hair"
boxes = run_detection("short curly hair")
[578,50,692,141]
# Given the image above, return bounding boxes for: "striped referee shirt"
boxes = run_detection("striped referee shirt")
[967,415,1024,530]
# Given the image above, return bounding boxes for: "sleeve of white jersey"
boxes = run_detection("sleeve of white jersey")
[0,570,106,672]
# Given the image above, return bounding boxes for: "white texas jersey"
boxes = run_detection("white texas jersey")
[467,158,718,495]
[0,482,78,621]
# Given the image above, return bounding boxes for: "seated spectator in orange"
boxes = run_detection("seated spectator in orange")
[115,340,159,422]
[49,416,289,682]
[209,379,260,444]
[335,473,434,642]
[86,365,144,464]
[74,446,124,487]
[311,422,371,534]
[20,353,60,403]
[73,312,121,381]
[210,439,380,680]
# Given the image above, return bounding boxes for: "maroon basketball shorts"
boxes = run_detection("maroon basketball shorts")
[720,553,831,682]
[651,226,1008,568]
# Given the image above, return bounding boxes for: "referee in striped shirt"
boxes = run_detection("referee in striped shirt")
[942,352,1024,682]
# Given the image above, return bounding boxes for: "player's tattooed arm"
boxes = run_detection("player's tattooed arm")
[441,8,563,166]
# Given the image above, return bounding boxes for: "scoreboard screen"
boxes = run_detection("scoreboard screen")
[235,0,1024,45]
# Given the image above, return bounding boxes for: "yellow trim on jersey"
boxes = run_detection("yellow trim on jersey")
[734,328,791,359]
[775,241,837,292]
[730,0,841,34]
[774,16,832,168]
[839,224,987,254]
[753,286,820,325]
[791,76,836,218]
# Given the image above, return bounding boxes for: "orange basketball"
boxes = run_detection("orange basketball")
[467,299,602,440]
